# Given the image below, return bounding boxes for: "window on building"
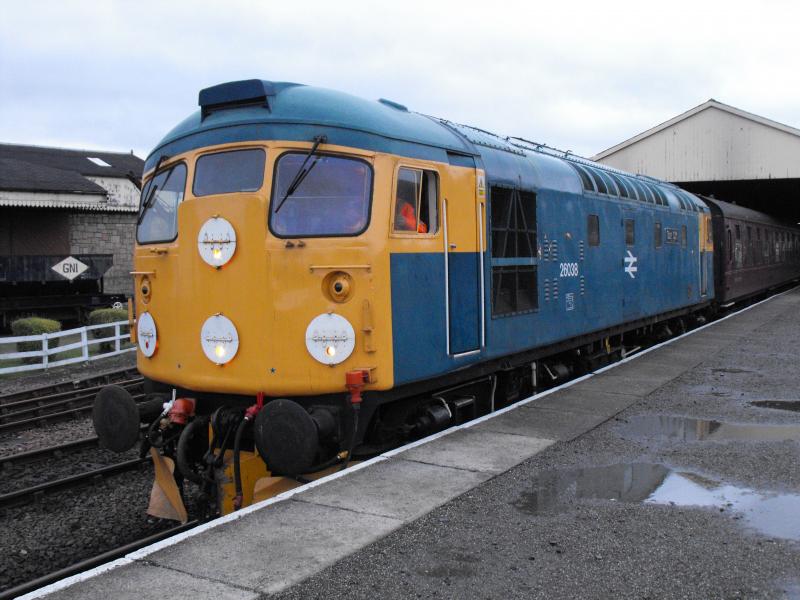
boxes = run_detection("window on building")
[490,187,538,317]
[654,222,662,248]
[392,167,439,234]
[625,219,635,246]
[587,214,600,246]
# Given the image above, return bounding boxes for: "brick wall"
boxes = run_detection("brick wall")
[69,211,136,296]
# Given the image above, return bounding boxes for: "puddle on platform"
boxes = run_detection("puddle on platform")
[515,463,800,541]
[751,400,800,414]
[619,415,800,442]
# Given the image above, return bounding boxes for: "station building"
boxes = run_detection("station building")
[592,100,800,223]
[0,143,143,325]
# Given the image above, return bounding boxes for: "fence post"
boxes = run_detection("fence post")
[81,327,89,361]
[42,334,49,370]
[114,323,121,354]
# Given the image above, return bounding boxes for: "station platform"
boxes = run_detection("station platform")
[25,288,800,600]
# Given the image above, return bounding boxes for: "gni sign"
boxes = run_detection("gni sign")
[51,256,89,281]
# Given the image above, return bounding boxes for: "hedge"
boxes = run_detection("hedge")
[88,308,129,351]
[10,317,61,363]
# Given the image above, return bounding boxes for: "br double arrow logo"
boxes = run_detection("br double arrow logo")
[624,251,638,279]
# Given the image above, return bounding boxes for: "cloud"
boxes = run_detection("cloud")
[1,0,799,161]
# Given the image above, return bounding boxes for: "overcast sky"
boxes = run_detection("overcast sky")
[1,0,798,161]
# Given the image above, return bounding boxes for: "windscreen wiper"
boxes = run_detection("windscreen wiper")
[274,135,327,214]
[136,183,159,226]
[136,155,170,225]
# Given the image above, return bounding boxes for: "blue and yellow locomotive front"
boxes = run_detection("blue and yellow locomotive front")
[92,79,715,519]
[94,80,487,517]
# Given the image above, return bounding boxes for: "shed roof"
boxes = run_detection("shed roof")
[593,99,800,161]
[0,143,144,194]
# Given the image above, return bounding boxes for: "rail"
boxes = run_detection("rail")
[0,320,135,375]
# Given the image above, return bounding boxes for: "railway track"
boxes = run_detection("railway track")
[0,435,101,469]
[0,519,200,600]
[0,455,149,510]
[0,368,144,433]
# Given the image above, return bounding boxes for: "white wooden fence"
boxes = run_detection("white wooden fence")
[0,321,135,375]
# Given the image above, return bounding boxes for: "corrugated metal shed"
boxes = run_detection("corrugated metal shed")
[592,100,800,182]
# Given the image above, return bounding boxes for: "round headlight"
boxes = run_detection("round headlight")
[305,313,356,365]
[201,314,239,365]
[137,311,157,358]
[197,217,236,268]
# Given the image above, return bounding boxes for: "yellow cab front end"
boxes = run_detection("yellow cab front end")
[129,139,412,519]
[133,140,395,398]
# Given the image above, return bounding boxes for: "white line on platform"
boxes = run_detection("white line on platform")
[19,285,797,600]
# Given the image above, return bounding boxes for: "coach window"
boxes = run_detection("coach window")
[625,219,635,246]
[137,162,187,244]
[393,167,438,234]
[746,227,752,265]
[756,228,762,265]
[654,222,662,248]
[587,214,600,246]
[727,228,732,263]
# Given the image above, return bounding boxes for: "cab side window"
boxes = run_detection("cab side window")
[393,167,438,234]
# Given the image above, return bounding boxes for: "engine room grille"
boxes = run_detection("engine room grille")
[489,186,538,317]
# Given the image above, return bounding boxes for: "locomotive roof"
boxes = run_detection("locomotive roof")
[145,79,706,213]
[145,80,477,171]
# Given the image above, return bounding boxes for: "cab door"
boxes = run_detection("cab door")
[622,211,641,319]
[443,169,483,356]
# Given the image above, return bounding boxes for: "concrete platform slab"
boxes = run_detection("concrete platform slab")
[637,344,707,367]
[474,404,609,441]
[295,458,491,520]
[397,428,554,474]
[567,369,678,398]
[145,500,401,595]
[531,387,640,416]
[48,562,259,600]
[606,356,696,380]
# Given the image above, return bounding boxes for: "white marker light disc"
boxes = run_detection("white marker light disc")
[137,312,157,358]
[305,313,356,365]
[197,217,237,267]
[200,314,239,365]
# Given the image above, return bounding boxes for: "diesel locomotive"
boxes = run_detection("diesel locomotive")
[92,79,800,521]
